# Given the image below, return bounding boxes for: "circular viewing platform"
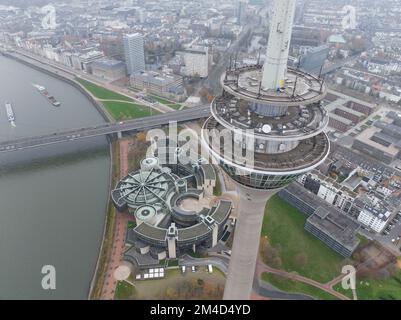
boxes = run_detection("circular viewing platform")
[202,117,330,175]
[211,93,329,141]
[222,65,327,107]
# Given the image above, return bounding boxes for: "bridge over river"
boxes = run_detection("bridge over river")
[0,106,211,153]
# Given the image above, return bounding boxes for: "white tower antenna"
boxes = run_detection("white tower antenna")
[261,0,297,90]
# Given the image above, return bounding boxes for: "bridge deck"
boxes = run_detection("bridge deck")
[0,106,211,153]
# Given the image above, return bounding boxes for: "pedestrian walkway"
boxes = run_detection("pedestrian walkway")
[101,140,134,300]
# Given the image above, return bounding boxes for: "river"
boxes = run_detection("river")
[0,55,110,299]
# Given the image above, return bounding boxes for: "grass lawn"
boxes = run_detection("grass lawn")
[167,259,179,267]
[102,101,160,121]
[150,94,181,110]
[333,282,354,299]
[262,273,338,300]
[132,268,225,300]
[357,234,371,247]
[115,281,136,300]
[262,195,346,283]
[334,271,401,300]
[213,173,222,196]
[127,220,136,230]
[168,104,182,110]
[76,78,133,102]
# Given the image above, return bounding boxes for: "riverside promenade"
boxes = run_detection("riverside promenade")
[101,140,134,299]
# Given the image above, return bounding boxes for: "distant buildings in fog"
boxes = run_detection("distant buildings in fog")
[177,47,210,78]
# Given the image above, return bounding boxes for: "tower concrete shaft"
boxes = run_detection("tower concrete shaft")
[262,0,297,90]
[223,185,278,300]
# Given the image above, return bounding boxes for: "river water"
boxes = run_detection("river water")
[0,55,110,299]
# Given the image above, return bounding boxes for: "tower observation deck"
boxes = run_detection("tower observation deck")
[201,0,330,300]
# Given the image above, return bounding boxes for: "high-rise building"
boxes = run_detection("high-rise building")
[201,0,330,300]
[123,33,145,75]
[237,0,247,25]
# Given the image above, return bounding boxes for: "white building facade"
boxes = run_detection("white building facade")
[357,206,390,233]
[123,33,145,75]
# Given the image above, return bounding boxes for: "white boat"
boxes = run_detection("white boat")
[5,102,15,122]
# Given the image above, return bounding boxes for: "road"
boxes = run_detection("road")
[253,278,314,300]
[0,106,211,153]
[206,24,255,94]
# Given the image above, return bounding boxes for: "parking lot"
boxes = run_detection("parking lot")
[371,213,401,253]
[382,213,401,242]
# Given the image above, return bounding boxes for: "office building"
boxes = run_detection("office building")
[130,71,185,99]
[91,58,126,81]
[279,183,360,258]
[123,33,145,75]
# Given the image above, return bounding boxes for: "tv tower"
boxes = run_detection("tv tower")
[202,0,330,300]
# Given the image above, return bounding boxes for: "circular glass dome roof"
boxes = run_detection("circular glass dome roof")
[116,170,174,207]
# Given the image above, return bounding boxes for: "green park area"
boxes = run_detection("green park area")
[261,195,345,283]
[115,281,136,300]
[150,94,182,110]
[76,78,159,120]
[213,173,222,197]
[334,269,401,300]
[76,78,132,102]
[262,273,338,300]
[102,101,160,121]
[261,195,401,300]
[114,268,225,300]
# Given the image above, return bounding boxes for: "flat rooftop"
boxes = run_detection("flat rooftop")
[134,223,167,242]
[329,113,353,126]
[201,164,216,181]
[210,200,232,224]
[284,183,360,251]
[92,57,124,68]
[355,126,400,156]
[307,206,360,252]
[335,105,365,118]
[177,223,211,241]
